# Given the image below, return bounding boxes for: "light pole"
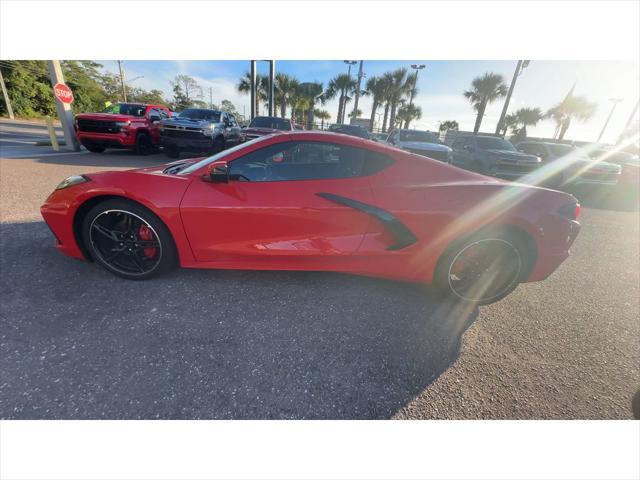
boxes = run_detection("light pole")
[618,98,639,143]
[495,60,530,135]
[597,98,623,143]
[409,64,425,108]
[117,60,127,102]
[343,60,357,123]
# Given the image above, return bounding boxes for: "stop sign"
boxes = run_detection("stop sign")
[53,83,74,104]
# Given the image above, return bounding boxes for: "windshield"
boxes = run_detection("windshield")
[249,117,291,130]
[178,136,268,175]
[476,137,516,151]
[549,144,579,157]
[101,103,147,116]
[177,109,221,122]
[399,131,439,143]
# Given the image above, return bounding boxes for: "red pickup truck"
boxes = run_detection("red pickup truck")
[74,103,172,155]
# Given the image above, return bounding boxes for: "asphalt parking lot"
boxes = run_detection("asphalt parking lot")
[1,120,639,419]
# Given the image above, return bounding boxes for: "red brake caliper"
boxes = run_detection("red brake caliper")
[138,224,157,258]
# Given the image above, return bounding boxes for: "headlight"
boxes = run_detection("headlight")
[55,175,90,190]
[114,121,130,127]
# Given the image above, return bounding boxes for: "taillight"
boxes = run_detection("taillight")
[558,202,580,220]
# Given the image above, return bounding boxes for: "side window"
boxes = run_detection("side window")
[452,139,465,150]
[229,141,392,182]
[148,108,161,120]
[158,109,169,119]
[228,115,237,127]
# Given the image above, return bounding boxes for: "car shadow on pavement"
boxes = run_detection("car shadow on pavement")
[32,150,181,169]
[567,186,639,212]
[0,221,478,420]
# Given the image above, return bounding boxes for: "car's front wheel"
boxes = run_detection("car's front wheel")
[434,232,527,305]
[81,199,177,280]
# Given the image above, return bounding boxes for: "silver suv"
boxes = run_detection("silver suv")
[386,129,452,163]
[160,108,243,158]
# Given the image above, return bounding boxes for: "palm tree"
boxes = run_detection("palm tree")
[501,113,518,136]
[397,103,422,129]
[387,68,410,133]
[314,109,331,130]
[546,95,596,140]
[511,107,543,138]
[366,75,387,132]
[274,73,299,118]
[324,74,356,125]
[463,72,508,134]
[237,72,269,117]
[380,72,395,132]
[438,120,459,133]
[298,82,324,129]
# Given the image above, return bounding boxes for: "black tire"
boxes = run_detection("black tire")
[164,144,180,159]
[135,132,152,156]
[81,199,177,280]
[85,145,105,153]
[434,230,528,305]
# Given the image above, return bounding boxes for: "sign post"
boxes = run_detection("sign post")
[47,60,80,151]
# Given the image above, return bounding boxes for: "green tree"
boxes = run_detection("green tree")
[507,107,544,138]
[171,74,203,111]
[274,73,299,118]
[237,72,269,117]
[386,68,411,133]
[463,72,508,134]
[397,103,422,129]
[298,82,324,129]
[324,74,356,125]
[546,95,596,140]
[366,75,387,131]
[220,99,243,121]
[314,109,331,129]
[438,120,459,133]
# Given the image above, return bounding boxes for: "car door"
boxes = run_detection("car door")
[180,139,388,265]
[147,108,163,144]
[451,138,470,167]
[227,114,241,145]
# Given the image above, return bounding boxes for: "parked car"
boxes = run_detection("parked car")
[159,108,243,158]
[74,103,172,155]
[386,129,452,163]
[451,135,541,180]
[242,116,294,141]
[585,147,639,190]
[515,141,622,187]
[328,123,371,139]
[41,131,581,305]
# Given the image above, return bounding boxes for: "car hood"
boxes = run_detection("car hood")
[571,158,622,173]
[398,141,451,152]
[485,149,539,162]
[75,113,140,122]
[162,117,221,128]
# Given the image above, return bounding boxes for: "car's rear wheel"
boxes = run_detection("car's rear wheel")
[434,232,526,305]
[135,132,152,156]
[81,199,177,280]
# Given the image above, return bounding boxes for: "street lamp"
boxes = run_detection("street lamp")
[343,60,357,123]
[409,64,426,108]
[598,97,623,143]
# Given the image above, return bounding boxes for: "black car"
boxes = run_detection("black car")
[328,124,371,140]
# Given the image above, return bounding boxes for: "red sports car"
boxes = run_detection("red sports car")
[41,132,581,304]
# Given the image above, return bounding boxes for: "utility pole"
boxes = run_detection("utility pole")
[351,60,364,123]
[618,99,639,144]
[408,64,426,108]
[47,60,80,151]
[495,60,529,135]
[250,60,257,120]
[268,60,275,117]
[343,60,357,123]
[117,60,127,102]
[597,98,623,143]
[0,69,14,119]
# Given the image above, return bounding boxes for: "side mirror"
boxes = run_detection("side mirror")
[149,115,161,122]
[463,145,473,152]
[206,161,229,183]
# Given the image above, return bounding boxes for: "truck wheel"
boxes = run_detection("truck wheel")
[85,145,105,153]
[164,145,180,159]
[135,133,152,156]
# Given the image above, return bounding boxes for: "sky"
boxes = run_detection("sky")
[102,60,639,144]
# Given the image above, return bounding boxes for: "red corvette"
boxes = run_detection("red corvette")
[41,132,581,304]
